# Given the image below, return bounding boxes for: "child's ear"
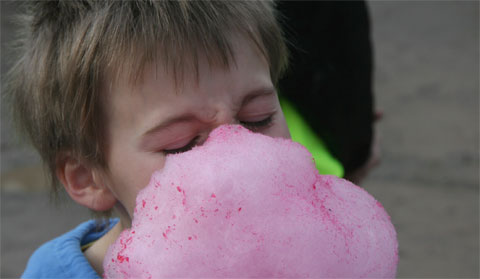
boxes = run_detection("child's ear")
[56,154,117,211]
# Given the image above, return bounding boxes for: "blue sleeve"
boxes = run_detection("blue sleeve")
[21,220,111,279]
[22,239,70,279]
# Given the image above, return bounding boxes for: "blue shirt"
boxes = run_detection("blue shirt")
[22,219,118,279]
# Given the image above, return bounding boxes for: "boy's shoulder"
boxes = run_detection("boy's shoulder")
[22,219,118,279]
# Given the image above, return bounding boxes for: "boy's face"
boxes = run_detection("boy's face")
[98,36,290,224]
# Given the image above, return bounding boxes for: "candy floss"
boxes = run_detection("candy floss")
[103,125,398,278]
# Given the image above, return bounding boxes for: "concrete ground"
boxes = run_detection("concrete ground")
[1,1,479,278]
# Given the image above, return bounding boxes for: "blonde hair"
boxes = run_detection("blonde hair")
[6,0,288,203]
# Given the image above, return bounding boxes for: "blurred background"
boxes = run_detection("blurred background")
[1,1,478,278]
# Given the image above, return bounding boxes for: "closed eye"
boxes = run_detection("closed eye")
[240,115,273,131]
[163,136,199,155]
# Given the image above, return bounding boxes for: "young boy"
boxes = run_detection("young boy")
[8,1,290,277]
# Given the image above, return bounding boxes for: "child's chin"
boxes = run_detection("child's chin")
[104,124,398,278]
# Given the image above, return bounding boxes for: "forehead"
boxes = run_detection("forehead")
[102,29,268,92]
[102,34,268,95]
[99,35,272,122]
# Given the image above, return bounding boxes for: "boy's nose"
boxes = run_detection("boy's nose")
[197,106,239,143]
[210,109,239,129]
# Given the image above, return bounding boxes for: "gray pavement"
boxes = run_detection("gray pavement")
[1,1,479,278]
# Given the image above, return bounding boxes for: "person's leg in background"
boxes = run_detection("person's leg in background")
[277,1,379,184]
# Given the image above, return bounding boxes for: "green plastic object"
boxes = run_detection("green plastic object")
[280,97,344,177]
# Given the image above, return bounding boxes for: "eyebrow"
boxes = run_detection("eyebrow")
[143,86,276,137]
[143,114,197,137]
[241,87,276,106]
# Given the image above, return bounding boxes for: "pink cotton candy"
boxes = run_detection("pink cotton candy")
[103,125,398,278]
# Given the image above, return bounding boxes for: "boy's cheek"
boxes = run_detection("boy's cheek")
[106,153,168,217]
[272,113,291,139]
